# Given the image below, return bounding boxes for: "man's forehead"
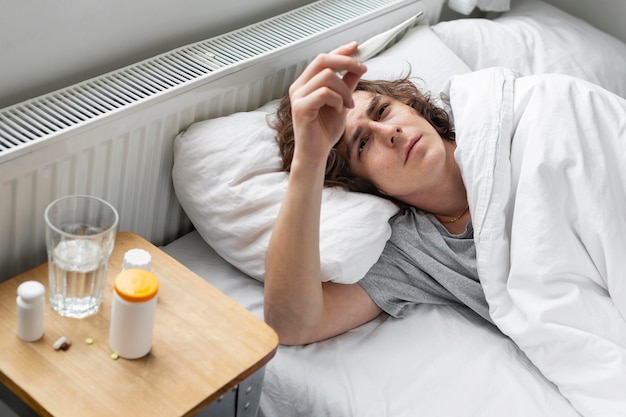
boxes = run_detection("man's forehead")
[344,91,374,133]
[347,91,374,119]
[338,91,375,159]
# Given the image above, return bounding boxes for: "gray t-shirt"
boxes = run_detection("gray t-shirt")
[358,207,491,323]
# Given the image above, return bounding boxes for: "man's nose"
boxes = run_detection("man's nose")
[373,124,400,147]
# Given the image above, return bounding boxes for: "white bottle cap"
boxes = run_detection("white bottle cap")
[122,248,152,271]
[17,281,45,302]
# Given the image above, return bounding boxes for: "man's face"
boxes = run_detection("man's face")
[341,91,450,205]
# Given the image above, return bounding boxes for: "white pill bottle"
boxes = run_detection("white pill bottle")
[16,281,45,342]
[109,265,158,359]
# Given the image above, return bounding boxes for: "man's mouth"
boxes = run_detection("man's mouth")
[405,135,422,163]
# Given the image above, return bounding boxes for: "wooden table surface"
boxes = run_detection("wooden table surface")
[0,232,278,417]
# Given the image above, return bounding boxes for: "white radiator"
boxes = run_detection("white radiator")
[0,0,438,281]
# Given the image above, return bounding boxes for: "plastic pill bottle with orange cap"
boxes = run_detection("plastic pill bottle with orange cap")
[109,266,158,359]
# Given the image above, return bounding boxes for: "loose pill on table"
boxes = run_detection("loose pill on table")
[53,336,71,351]
[110,353,119,360]
[85,338,94,345]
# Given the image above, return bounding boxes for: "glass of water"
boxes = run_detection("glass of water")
[44,195,119,318]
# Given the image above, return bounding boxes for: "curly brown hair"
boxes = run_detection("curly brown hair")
[271,77,455,202]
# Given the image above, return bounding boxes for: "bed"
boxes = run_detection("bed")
[165,1,626,416]
[2,0,626,416]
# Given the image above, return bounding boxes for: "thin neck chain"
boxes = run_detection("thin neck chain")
[437,204,469,224]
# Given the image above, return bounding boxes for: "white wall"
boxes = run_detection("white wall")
[0,0,314,109]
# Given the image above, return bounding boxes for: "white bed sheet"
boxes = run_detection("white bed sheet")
[163,231,580,417]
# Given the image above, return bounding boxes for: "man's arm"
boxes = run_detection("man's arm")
[264,43,381,345]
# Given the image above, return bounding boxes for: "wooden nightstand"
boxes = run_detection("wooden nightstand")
[0,232,278,417]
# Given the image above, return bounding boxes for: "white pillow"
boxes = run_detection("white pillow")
[363,25,472,100]
[172,25,471,284]
[172,103,397,284]
[432,0,626,98]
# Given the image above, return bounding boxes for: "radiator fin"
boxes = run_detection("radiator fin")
[0,0,399,157]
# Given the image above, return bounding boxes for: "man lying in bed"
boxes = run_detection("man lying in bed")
[264,41,626,417]
[265,41,487,346]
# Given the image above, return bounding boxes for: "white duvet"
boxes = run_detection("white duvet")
[448,67,626,416]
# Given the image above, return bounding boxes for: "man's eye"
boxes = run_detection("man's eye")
[358,138,368,154]
[377,104,388,118]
